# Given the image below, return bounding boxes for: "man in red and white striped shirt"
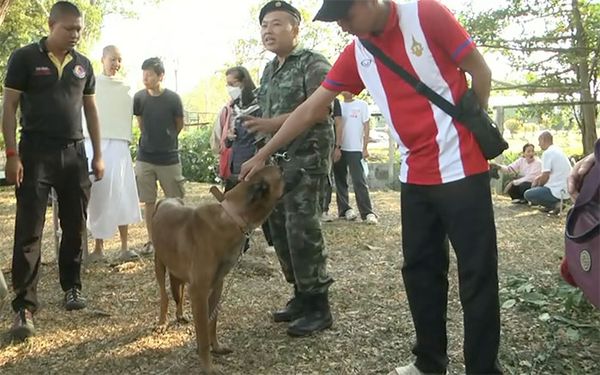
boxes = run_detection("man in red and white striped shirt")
[241,1,501,374]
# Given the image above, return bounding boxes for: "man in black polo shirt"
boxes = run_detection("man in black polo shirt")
[1,1,104,341]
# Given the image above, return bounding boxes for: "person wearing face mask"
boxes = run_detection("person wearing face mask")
[241,1,502,373]
[223,66,260,187]
[222,66,274,252]
[84,45,142,262]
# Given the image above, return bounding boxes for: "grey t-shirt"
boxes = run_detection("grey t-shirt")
[133,88,183,165]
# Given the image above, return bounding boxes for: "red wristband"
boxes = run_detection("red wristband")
[5,148,18,158]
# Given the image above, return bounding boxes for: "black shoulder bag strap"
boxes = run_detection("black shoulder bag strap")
[359,39,460,119]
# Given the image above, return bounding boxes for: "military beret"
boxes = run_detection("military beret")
[258,1,302,25]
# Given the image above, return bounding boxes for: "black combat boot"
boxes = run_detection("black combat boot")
[272,286,304,323]
[287,291,332,337]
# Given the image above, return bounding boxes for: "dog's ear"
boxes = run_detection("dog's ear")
[247,178,270,205]
[210,186,225,202]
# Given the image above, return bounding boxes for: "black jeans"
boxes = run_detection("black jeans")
[400,172,502,374]
[332,151,374,219]
[12,138,91,313]
[224,176,273,247]
[507,181,531,200]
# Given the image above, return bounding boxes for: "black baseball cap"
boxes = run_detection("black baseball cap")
[313,0,355,22]
[259,1,302,25]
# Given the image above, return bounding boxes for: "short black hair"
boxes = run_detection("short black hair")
[49,1,81,22]
[226,66,257,107]
[141,57,165,76]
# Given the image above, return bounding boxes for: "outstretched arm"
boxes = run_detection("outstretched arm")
[240,86,339,180]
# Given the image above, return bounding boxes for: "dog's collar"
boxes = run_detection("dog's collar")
[220,200,252,236]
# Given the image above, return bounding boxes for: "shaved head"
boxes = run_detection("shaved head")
[102,45,120,58]
[539,130,553,143]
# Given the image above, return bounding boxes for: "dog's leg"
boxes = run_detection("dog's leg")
[209,279,232,356]
[154,256,169,333]
[189,284,214,373]
[169,273,188,323]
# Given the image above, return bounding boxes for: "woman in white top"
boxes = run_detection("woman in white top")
[492,143,542,203]
[85,46,142,261]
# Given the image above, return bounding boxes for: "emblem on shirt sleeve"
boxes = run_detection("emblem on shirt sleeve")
[411,36,423,57]
[73,65,87,79]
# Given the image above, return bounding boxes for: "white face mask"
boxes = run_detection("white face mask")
[227,85,242,100]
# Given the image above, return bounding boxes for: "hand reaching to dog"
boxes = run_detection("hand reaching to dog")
[568,152,595,200]
[240,153,268,181]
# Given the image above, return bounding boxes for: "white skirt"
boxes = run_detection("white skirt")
[85,139,142,239]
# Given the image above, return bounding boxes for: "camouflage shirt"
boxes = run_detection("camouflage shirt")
[257,46,333,174]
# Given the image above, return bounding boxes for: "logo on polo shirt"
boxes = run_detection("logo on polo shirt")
[411,36,423,57]
[34,66,52,76]
[73,65,86,79]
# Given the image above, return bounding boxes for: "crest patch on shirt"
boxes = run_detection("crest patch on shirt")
[411,36,423,57]
[73,65,86,79]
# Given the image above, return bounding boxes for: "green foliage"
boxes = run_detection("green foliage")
[503,118,523,133]
[129,125,217,183]
[499,273,599,373]
[183,73,229,114]
[0,0,162,93]
[460,0,600,153]
[179,127,217,183]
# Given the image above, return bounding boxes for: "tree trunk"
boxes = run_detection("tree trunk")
[0,0,13,27]
[572,0,598,155]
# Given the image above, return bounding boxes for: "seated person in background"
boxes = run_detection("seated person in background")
[524,131,572,212]
[491,143,541,203]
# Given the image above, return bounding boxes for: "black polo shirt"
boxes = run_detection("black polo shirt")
[3,37,95,141]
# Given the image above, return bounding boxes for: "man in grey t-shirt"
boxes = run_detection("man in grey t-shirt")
[133,57,185,254]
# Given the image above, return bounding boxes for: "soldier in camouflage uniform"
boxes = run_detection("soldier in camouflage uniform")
[243,0,334,337]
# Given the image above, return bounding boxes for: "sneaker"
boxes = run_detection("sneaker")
[10,308,35,341]
[118,249,140,261]
[511,198,522,204]
[344,209,357,221]
[388,363,425,375]
[64,288,87,311]
[139,241,154,255]
[365,213,378,225]
[321,212,335,222]
[548,204,563,216]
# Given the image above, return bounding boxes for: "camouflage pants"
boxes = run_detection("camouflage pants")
[268,173,333,294]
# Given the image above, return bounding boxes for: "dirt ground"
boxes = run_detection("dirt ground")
[0,183,598,374]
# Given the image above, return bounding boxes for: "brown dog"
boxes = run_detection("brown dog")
[152,165,285,374]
